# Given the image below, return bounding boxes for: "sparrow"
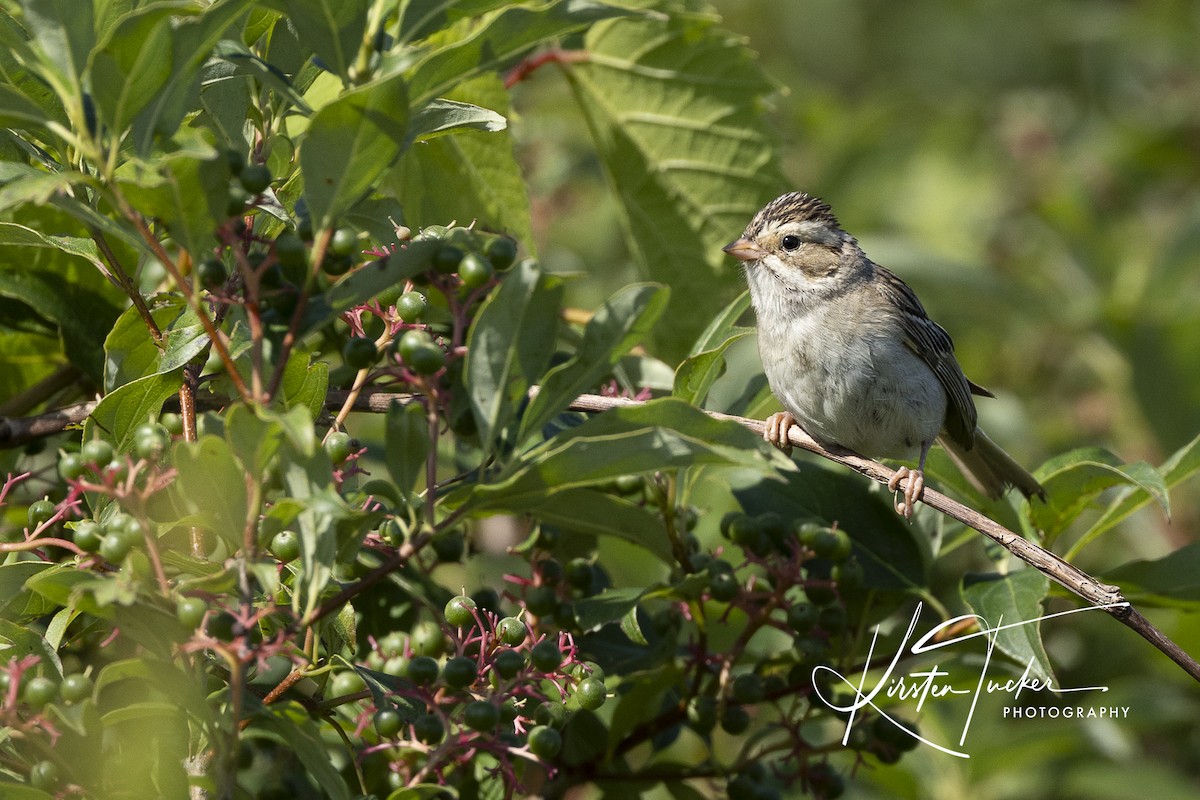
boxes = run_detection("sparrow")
[724,191,1044,518]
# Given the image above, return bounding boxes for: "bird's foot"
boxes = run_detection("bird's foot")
[763,412,798,455]
[887,466,925,520]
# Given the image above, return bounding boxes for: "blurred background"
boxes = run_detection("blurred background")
[510,1,1200,796]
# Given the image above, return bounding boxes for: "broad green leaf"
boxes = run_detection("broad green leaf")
[89,4,180,132]
[573,586,645,632]
[224,404,286,478]
[83,370,183,454]
[466,258,559,450]
[1067,432,1200,560]
[0,562,57,622]
[520,488,672,564]
[391,74,532,245]
[673,330,751,406]
[1100,542,1200,610]
[460,397,790,512]
[385,398,429,498]
[404,1,628,107]
[1031,447,1169,546]
[566,11,786,357]
[394,0,514,46]
[0,618,60,676]
[210,37,311,115]
[408,97,506,141]
[299,71,409,229]
[961,569,1054,684]
[116,135,232,257]
[23,0,95,91]
[173,436,249,551]
[279,348,329,418]
[280,0,369,81]
[0,166,93,213]
[518,283,669,442]
[105,295,212,390]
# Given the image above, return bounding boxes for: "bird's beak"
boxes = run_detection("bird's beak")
[722,238,765,262]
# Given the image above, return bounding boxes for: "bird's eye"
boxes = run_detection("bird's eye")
[780,235,801,251]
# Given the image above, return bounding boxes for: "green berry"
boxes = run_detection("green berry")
[413,224,448,242]
[238,163,272,195]
[410,620,446,657]
[323,253,354,275]
[59,674,92,704]
[407,341,445,375]
[224,148,245,175]
[177,596,207,628]
[406,655,439,686]
[374,708,403,737]
[397,329,432,362]
[463,700,500,731]
[874,716,920,751]
[457,252,493,289]
[330,670,366,698]
[58,452,87,480]
[27,498,56,529]
[442,656,478,689]
[731,673,765,704]
[413,713,444,744]
[430,530,465,562]
[342,336,378,370]
[329,227,358,257]
[720,704,751,734]
[818,604,848,633]
[99,532,133,563]
[787,603,819,633]
[197,257,227,290]
[22,676,58,709]
[269,530,300,563]
[159,413,183,435]
[686,695,717,732]
[81,439,114,466]
[526,725,562,758]
[443,596,477,628]
[134,423,170,460]
[814,528,853,562]
[72,520,103,552]
[574,677,606,710]
[432,245,464,274]
[484,236,518,270]
[28,760,60,791]
[530,640,562,672]
[496,617,528,647]
[492,648,526,680]
[832,558,864,588]
[709,571,738,602]
[524,585,559,618]
[565,559,594,591]
[324,431,354,464]
[274,232,307,269]
[395,292,427,323]
[226,184,249,216]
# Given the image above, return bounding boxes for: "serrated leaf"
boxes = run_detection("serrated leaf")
[518,283,669,442]
[961,569,1054,685]
[1032,447,1169,545]
[300,71,409,230]
[566,11,785,357]
[391,74,533,245]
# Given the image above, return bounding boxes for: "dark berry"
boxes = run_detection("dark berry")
[342,336,378,370]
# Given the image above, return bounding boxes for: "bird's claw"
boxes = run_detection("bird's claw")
[888,466,925,520]
[763,412,797,455]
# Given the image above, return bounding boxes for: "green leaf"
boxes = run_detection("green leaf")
[224,404,287,478]
[300,71,409,230]
[89,3,181,133]
[566,11,786,357]
[573,586,645,632]
[0,263,122,383]
[1101,542,1200,610]
[280,0,369,81]
[460,397,790,512]
[1067,432,1200,560]
[279,348,329,419]
[210,37,311,115]
[408,97,506,140]
[173,436,249,551]
[116,135,232,257]
[673,330,751,406]
[23,0,95,91]
[250,704,353,800]
[385,399,429,498]
[83,370,182,454]
[961,569,1055,684]
[405,1,628,107]
[0,562,57,623]
[466,258,559,450]
[1031,447,1169,546]
[391,74,532,245]
[518,283,669,442]
[519,488,672,564]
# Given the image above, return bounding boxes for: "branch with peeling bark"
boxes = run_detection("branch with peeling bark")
[2,387,1198,682]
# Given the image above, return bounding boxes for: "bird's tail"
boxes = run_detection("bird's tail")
[938,430,1045,501]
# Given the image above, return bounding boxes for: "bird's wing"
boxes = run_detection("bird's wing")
[872,265,978,448]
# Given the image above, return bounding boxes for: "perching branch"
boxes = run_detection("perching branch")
[3,388,1198,682]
